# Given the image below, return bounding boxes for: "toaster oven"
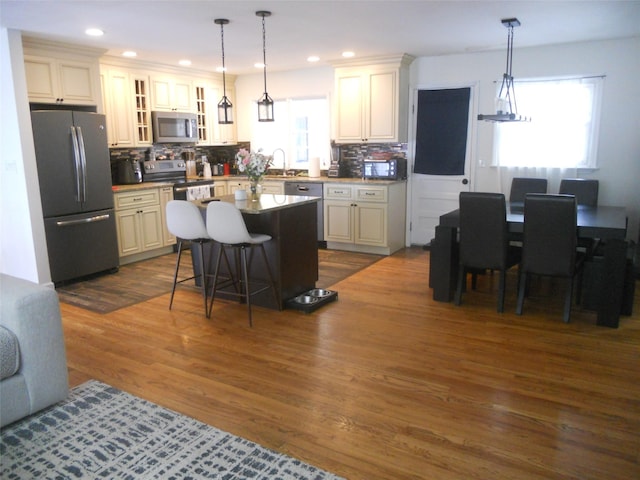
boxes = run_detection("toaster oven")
[363,158,407,180]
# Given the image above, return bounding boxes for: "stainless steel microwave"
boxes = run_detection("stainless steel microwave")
[151,111,197,143]
[363,158,407,180]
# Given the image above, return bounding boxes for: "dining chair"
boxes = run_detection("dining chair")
[165,200,213,316]
[559,178,599,207]
[559,178,601,256]
[516,194,585,322]
[509,177,548,204]
[508,177,548,245]
[455,192,521,312]
[205,201,279,326]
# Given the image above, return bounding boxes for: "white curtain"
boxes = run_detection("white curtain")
[497,166,578,199]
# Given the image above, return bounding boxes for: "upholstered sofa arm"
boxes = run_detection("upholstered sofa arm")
[0,274,69,427]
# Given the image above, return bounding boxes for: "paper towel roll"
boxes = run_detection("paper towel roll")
[308,157,321,178]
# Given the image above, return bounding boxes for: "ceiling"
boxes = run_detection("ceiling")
[2,0,639,75]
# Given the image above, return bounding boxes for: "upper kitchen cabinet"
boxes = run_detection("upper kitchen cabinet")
[333,54,414,144]
[193,79,237,146]
[100,63,152,147]
[150,74,193,112]
[23,37,104,108]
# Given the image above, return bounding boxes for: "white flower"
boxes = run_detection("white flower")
[235,148,273,181]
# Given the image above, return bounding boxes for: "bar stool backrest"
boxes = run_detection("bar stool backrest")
[166,200,209,240]
[206,202,254,245]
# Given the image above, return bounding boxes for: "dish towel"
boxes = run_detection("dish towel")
[186,185,211,201]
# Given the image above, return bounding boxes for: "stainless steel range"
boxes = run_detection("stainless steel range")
[143,160,214,200]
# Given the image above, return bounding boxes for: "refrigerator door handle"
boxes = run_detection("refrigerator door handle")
[76,126,88,204]
[70,126,83,203]
[55,214,111,227]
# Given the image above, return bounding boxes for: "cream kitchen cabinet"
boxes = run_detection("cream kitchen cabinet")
[213,182,227,197]
[23,38,103,107]
[159,186,176,246]
[150,74,193,112]
[101,67,134,147]
[100,62,154,147]
[333,55,413,144]
[324,182,406,255]
[114,188,166,263]
[193,80,237,146]
[225,180,283,195]
[226,180,251,194]
[261,181,285,194]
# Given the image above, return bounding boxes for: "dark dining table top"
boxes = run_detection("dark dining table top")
[440,203,628,240]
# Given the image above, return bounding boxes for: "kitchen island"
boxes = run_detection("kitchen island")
[194,194,320,310]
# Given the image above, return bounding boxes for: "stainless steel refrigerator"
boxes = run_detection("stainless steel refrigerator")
[31,110,119,284]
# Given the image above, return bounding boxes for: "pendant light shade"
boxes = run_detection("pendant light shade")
[256,10,274,122]
[214,18,233,124]
[478,18,530,122]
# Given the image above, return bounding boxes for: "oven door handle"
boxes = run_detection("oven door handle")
[173,186,190,193]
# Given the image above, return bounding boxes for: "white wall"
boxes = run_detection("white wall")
[234,37,640,241]
[0,28,51,284]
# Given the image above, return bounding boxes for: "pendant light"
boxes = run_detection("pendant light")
[214,18,233,124]
[478,18,530,122]
[256,10,274,122]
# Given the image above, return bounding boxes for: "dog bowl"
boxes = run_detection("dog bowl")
[293,295,319,305]
[307,288,334,298]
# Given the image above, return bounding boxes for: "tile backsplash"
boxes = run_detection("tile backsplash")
[109,143,249,166]
[332,142,408,178]
[110,141,408,179]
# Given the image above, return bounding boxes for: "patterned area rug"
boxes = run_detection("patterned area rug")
[0,380,345,480]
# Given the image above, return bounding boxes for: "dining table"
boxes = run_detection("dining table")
[430,202,629,328]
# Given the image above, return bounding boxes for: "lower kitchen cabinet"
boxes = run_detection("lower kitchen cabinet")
[324,181,406,255]
[159,186,176,246]
[226,180,250,193]
[261,180,285,194]
[114,188,173,264]
[213,182,227,197]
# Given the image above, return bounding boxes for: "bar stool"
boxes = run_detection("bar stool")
[165,200,212,315]
[205,201,279,326]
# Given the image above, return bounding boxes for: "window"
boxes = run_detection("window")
[252,97,330,170]
[494,76,604,169]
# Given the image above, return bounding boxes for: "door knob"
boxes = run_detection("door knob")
[462,179,469,185]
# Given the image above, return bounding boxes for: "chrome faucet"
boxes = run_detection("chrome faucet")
[272,148,286,176]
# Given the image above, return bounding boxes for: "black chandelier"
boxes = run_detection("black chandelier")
[256,10,274,122]
[214,18,233,124]
[478,18,530,122]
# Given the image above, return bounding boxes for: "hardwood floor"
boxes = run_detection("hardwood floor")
[60,247,640,479]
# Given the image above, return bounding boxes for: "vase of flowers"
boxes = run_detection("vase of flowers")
[235,148,273,201]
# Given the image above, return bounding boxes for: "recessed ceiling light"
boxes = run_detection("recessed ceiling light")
[179,59,192,66]
[85,28,104,37]
[342,51,355,58]
[307,56,320,63]
[122,51,137,58]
